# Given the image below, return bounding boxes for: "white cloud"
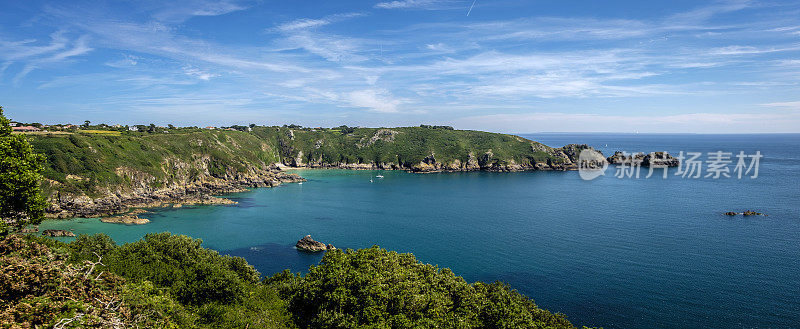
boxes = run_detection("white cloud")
[6,0,800,132]
[761,101,800,110]
[0,31,69,61]
[152,0,247,23]
[279,32,369,62]
[10,35,93,83]
[454,111,800,134]
[665,0,751,26]
[105,54,140,68]
[274,12,365,32]
[347,89,402,113]
[709,45,800,56]
[183,66,218,81]
[374,0,451,10]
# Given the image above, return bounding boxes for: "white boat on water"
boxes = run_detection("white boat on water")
[376,175,384,178]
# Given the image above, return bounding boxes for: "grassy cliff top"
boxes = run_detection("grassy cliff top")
[25,126,567,197]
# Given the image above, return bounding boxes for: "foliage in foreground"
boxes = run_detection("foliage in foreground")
[0,107,47,235]
[270,246,577,329]
[2,233,583,328]
[0,235,192,328]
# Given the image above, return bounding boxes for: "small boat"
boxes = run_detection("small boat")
[370,179,373,183]
[376,175,384,178]
[298,182,303,185]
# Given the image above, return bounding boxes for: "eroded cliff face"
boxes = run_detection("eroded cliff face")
[282,143,600,173]
[46,158,303,219]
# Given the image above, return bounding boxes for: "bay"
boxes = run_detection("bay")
[40,133,800,328]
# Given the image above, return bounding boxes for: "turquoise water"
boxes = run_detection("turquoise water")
[40,134,800,328]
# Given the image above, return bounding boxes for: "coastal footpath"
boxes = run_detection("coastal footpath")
[26,126,598,218]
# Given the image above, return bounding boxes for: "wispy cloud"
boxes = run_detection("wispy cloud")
[454,111,800,134]
[151,0,249,23]
[0,31,69,61]
[6,34,93,83]
[3,0,800,132]
[665,0,752,26]
[374,0,453,10]
[761,101,800,110]
[347,89,402,112]
[104,54,140,68]
[274,12,365,32]
[183,66,218,81]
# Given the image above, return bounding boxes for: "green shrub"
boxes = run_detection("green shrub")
[104,233,259,305]
[272,246,577,329]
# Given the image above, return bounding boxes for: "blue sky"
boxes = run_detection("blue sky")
[1,0,800,133]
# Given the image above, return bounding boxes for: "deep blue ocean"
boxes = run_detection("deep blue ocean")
[41,133,800,328]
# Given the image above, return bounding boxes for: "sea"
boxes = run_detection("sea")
[39,133,800,328]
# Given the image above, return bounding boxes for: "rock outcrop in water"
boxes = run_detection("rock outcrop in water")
[724,210,767,216]
[607,151,680,167]
[100,214,150,225]
[42,229,75,237]
[296,235,336,252]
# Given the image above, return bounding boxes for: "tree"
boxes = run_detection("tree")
[0,106,48,235]
[273,246,577,329]
[148,124,156,133]
[83,120,91,128]
[168,124,176,130]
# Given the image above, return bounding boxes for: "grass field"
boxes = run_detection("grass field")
[79,130,123,136]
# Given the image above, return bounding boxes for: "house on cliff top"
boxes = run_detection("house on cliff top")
[12,126,42,132]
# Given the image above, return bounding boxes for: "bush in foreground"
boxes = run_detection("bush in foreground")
[270,246,578,329]
[6,233,583,328]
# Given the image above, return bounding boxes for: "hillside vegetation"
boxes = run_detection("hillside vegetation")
[26,126,583,202]
[29,130,282,198]
[1,233,586,329]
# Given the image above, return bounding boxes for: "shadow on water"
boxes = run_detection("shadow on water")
[223,243,326,277]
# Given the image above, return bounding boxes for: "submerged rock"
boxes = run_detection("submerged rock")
[42,229,75,237]
[296,235,335,252]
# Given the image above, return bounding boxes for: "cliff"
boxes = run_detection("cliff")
[27,127,595,218]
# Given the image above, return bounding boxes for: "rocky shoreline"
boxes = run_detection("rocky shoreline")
[46,169,304,220]
[283,144,597,173]
[43,144,681,220]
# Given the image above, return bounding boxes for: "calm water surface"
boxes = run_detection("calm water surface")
[41,134,800,328]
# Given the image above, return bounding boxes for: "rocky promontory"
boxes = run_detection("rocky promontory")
[296,235,336,252]
[45,168,304,219]
[607,151,680,167]
[284,143,605,173]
